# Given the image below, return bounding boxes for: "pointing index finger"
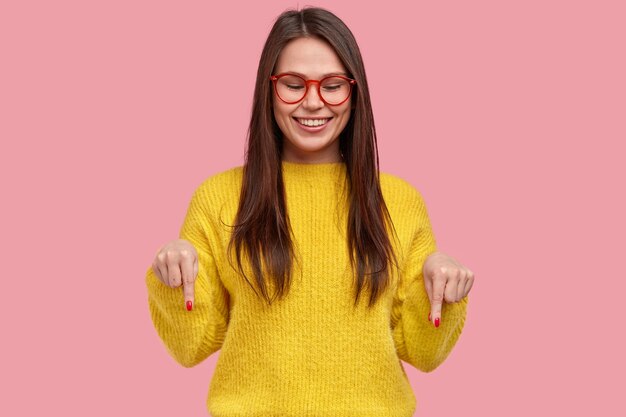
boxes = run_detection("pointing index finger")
[431,271,446,328]
[180,250,196,311]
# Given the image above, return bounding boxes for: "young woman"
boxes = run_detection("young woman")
[146,7,474,416]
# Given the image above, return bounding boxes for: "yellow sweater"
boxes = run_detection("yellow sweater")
[145,161,468,417]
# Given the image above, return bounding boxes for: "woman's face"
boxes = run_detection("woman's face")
[272,37,353,163]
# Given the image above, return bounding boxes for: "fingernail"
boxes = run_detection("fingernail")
[186,301,193,311]
[435,317,440,328]
[428,312,431,322]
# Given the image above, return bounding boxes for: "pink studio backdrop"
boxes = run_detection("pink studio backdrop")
[1,0,624,416]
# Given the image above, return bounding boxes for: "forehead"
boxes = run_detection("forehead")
[274,37,347,78]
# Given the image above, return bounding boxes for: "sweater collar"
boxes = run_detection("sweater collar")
[280,160,347,185]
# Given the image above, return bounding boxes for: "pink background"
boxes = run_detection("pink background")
[1,0,624,415]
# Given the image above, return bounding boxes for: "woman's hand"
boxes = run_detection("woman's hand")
[422,252,474,328]
[151,239,198,311]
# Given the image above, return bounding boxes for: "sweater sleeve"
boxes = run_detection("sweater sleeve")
[391,188,468,373]
[145,184,230,368]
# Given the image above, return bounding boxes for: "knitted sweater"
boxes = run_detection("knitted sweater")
[145,160,469,417]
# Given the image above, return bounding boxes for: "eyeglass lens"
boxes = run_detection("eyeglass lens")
[275,75,351,105]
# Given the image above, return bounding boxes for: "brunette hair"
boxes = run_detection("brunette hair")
[226,6,399,308]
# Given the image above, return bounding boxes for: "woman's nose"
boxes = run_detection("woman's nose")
[301,84,324,110]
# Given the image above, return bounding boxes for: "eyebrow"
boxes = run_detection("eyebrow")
[284,71,348,78]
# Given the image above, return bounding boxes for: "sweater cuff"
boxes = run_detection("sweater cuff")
[393,277,468,372]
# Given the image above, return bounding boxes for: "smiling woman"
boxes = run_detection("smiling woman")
[145,6,472,417]
[270,38,356,163]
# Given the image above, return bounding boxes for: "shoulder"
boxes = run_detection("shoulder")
[187,165,244,213]
[379,171,426,209]
[195,165,243,195]
[379,171,435,245]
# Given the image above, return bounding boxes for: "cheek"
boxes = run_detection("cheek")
[272,105,293,138]
[336,106,352,127]
[273,103,292,123]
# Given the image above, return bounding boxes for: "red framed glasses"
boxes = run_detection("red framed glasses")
[270,73,357,106]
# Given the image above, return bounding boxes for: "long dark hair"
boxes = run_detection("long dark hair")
[226,6,399,308]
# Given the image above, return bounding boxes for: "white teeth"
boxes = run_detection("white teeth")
[296,118,330,127]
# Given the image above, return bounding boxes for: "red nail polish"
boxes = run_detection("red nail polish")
[435,317,440,328]
[428,312,431,322]
[186,301,192,311]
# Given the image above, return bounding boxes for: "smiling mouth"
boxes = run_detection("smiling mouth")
[293,117,333,127]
